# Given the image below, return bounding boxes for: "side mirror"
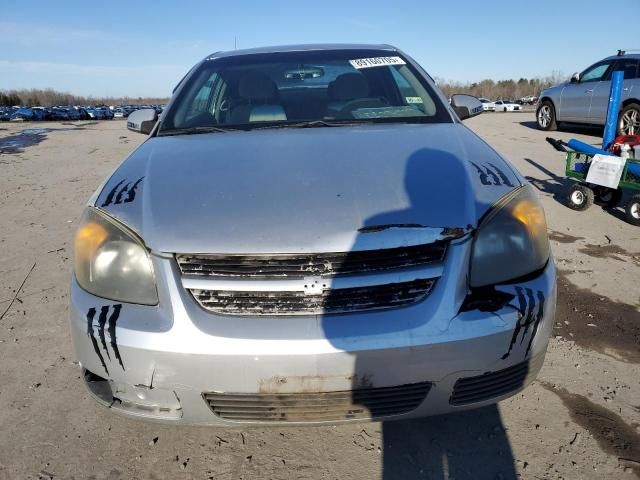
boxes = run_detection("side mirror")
[127,109,158,134]
[570,72,580,83]
[450,94,483,120]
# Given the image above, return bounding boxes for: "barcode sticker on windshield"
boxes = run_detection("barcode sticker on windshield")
[349,56,406,69]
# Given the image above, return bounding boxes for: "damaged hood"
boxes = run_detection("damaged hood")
[95,123,521,253]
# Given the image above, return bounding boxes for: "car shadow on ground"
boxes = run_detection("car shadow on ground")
[523,157,574,203]
[382,406,516,479]
[321,147,518,479]
[518,121,604,141]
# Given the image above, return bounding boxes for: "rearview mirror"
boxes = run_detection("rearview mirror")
[450,94,483,120]
[127,109,158,135]
[570,72,580,83]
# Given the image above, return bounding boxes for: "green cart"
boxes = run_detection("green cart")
[564,151,640,226]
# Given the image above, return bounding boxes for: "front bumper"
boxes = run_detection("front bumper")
[69,251,556,426]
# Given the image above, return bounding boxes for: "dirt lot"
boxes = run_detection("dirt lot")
[0,114,639,480]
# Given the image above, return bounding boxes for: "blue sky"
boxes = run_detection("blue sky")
[1,0,638,97]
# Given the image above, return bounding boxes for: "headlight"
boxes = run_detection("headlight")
[470,185,550,287]
[73,207,158,305]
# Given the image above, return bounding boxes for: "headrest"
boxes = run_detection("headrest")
[328,73,369,100]
[238,72,278,100]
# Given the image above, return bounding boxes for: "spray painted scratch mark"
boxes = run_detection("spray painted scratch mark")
[86,304,124,373]
[97,306,111,361]
[525,291,545,357]
[470,162,491,185]
[106,304,124,370]
[501,287,545,359]
[470,161,516,187]
[114,183,131,204]
[485,166,501,185]
[87,307,109,375]
[125,177,144,203]
[101,177,144,207]
[101,180,125,207]
[488,162,515,187]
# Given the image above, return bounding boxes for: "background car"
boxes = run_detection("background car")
[495,100,521,112]
[536,50,640,135]
[10,107,34,121]
[96,107,113,119]
[479,98,496,111]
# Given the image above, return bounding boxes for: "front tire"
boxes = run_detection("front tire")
[625,194,640,226]
[618,102,640,135]
[567,183,594,211]
[537,100,557,131]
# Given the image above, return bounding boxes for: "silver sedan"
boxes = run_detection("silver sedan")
[70,44,556,426]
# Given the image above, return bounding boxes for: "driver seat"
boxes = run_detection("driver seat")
[230,72,287,124]
[326,73,387,118]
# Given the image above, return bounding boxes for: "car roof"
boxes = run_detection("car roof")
[603,53,640,61]
[205,43,397,60]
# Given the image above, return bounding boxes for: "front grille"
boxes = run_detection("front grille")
[449,354,544,406]
[203,382,432,422]
[176,242,447,278]
[190,278,436,315]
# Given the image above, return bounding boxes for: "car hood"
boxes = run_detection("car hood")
[94,123,522,254]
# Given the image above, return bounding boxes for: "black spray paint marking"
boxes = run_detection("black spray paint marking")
[501,287,545,360]
[485,166,501,185]
[519,288,537,345]
[470,161,516,187]
[488,162,515,187]
[470,162,491,186]
[114,182,131,204]
[86,307,109,375]
[86,304,124,373]
[125,177,144,202]
[101,179,125,207]
[106,304,125,370]
[97,306,111,360]
[525,291,546,357]
[101,177,144,207]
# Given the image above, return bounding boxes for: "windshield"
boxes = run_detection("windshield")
[159,49,451,134]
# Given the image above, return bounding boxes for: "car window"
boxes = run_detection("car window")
[160,49,450,133]
[580,62,611,82]
[183,72,226,121]
[608,59,639,80]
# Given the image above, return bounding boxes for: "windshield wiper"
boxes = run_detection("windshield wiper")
[158,126,234,136]
[252,120,369,130]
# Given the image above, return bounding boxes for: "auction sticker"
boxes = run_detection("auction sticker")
[349,56,406,69]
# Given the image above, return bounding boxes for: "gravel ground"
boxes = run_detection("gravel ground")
[0,114,638,480]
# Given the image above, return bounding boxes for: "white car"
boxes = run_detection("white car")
[494,100,522,112]
[479,98,496,111]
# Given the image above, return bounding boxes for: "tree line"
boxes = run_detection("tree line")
[0,88,169,107]
[2,72,569,107]
[435,71,566,100]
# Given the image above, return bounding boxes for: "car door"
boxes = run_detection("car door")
[559,60,613,122]
[589,58,639,124]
